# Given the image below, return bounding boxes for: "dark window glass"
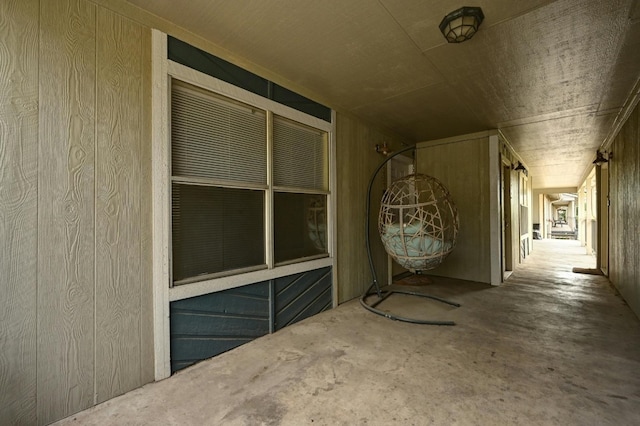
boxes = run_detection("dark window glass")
[274,193,327,264]
[172,184,265,283]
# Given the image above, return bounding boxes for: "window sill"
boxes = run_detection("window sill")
[168,256,333,302]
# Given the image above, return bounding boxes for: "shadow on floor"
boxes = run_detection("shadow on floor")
[364,274,495,323]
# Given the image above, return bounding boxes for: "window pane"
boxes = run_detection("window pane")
[172,183,265,283]
[171,81,267,184]
[274,193,327,264]
[273,116,328,190]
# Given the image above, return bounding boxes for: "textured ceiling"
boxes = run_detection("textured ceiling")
[129,0,640,189]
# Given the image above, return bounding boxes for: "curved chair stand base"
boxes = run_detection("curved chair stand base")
[363,145,462,326]
[360,284,460,326]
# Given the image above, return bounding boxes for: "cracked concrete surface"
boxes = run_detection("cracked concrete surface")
[56,240,640,425]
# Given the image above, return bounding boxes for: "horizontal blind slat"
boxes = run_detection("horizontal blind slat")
[171,82,267,184]
[273,116,328,191]
[172,183,265,283]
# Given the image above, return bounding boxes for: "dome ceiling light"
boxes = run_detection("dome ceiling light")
[439,6,485,43]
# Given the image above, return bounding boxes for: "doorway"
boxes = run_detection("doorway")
[598,163,609,275]
[502,163,514,279]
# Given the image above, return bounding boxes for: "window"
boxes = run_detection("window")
[169,79,330,286]
[152,31,334,379]
[273,116,328,264]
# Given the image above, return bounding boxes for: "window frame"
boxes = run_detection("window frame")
[165,60,334,297]
[151,31,336,380]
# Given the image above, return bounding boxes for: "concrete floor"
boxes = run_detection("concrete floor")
[57,240,640,425]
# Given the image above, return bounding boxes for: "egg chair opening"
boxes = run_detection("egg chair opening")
[361,145,461,325]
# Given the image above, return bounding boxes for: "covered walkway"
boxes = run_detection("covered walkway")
[58,240,640,425]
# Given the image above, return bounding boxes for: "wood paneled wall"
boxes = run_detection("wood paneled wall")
[38,0,97,419]
[609,102,640,319]
[0,0,39,423]
[0,0,408,422]
[1,0,153,424]
[335,114,405,302]
[94,6,154,403]
[416,136,493,283]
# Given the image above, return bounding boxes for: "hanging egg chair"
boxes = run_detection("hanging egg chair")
[361,145,461,325]
[379,173,459,273]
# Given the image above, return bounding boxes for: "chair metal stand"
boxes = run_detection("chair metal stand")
[361,145,460,325]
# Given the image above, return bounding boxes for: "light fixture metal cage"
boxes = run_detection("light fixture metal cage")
[439,6,485,43]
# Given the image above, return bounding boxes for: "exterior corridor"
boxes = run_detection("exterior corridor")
[58,240,640,425]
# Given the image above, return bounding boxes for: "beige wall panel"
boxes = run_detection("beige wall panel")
[335,113,400,302]
[417,138,492,283]
[90,0,335,112]
[609,102,640,319]
[37,0,97,423]
[0,0,39,424]
[95,8,153,403]
[139,19,155,386]
[598,164,609,275]
[511,171,520,265]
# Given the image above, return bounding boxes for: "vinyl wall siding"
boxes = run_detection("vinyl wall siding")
[0,0,39,423]
[0,0,153,424]
[416,134,495,284]
[334,113,406,302]
[609,101,640,319]
[1,1,408,424]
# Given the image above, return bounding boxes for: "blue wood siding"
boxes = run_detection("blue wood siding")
[274,267,332,331]
[170,267,333,373]
[168,36,332,122]
[170,282,270,372]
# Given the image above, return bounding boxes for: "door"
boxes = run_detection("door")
[599,163,609,275]
[502,164,513,277]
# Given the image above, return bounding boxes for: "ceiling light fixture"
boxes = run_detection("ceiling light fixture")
[592,150,609,166]
[439,6,485,43]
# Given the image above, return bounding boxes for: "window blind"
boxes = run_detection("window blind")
[171,81,267,185]
[172,183,265,283]
[273,116,328,191]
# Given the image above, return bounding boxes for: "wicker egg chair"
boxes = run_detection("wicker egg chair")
[379,173,459,273]
[361,146,461,325]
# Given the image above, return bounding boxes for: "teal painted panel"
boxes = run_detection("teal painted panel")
[170,267,333,373]
[275,267,332,330]
[168,36,331,122]
[275,267,329,309]
[171,286,269,317]
[171,311,269,337]
[170,281,269,373]
[168,36,269,97]
[289,286,333,325]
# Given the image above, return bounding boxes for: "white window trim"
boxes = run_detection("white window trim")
[151,30,336,379]
[151,30,171,381]
[167,61,332,133]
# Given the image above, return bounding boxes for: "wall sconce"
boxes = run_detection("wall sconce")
[592,150,609,166]
[513,161,527,175]
[439,6,485,43]
[375,142,391,156]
